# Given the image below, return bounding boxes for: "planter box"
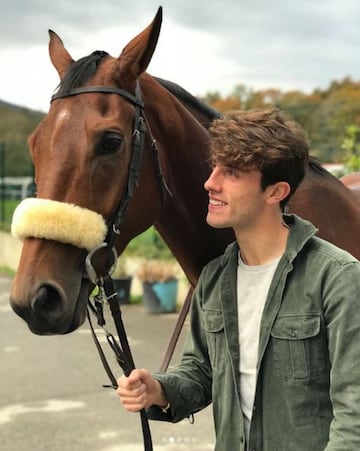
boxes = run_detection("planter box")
[113,277,132,304]
[142,280,178,313]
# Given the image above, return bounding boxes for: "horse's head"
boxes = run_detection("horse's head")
[10,8,166,334]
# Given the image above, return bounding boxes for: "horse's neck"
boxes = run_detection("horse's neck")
[290,165,360,259]
[155,199,233,287]
[144,80,233,285]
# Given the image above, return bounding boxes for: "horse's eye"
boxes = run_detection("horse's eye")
[100,132,123,154]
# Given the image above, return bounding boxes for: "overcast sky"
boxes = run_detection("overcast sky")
[0,0,359,112]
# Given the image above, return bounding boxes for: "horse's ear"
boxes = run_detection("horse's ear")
[117,6,162,78]
[48,30,74,80]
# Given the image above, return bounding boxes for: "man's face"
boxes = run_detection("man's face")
[204,165,268,233]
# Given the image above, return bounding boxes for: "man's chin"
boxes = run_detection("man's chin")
[206,216,228,229]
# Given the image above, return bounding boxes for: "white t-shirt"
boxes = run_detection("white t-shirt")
[237,253,280,442]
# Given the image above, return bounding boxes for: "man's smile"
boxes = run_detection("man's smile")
[209,197,227,207]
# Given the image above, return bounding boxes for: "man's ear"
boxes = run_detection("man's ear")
[265,182,291,205]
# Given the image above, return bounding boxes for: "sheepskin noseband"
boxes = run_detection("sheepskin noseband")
[11,198,107,251]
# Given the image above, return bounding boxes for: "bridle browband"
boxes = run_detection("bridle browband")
[51,85,145,108]
[50,81,173,451]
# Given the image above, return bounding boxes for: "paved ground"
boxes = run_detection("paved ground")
[0,275,215,451]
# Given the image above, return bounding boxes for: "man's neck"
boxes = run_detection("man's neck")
[235,215,289,266]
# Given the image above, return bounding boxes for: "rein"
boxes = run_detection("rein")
[86,267,153,451]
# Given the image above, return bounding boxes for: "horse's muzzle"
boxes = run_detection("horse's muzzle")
[10,281,88,335]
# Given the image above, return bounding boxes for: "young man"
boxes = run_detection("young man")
[117,108,360,450]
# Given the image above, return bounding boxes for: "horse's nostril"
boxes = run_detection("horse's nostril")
[11,280,83,335]
[32,284,65,317]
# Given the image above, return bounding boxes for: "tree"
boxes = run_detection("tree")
[341,124,360,172]
[0,102,43,176]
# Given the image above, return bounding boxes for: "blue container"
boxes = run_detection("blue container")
[153,280,178,312]
[142,280,178,313]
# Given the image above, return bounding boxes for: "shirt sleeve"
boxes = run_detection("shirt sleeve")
[324,259,360,450]
[147,268,213,423]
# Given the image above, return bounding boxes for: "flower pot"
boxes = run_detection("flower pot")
[142,280,178,313]
[113,277,132,304]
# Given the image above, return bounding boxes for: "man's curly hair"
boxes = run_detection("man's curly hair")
[209,108,310,208]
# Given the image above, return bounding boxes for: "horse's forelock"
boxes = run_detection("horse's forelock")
[56,51,109,95]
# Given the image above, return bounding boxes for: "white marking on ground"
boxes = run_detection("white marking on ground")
[3,346,20,353]
[98,430,120,440]
[0,399,85,425]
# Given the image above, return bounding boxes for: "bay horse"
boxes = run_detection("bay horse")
[10,7,360,340]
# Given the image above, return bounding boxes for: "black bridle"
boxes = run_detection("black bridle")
[51,82,171,244]
[51,81,172,451]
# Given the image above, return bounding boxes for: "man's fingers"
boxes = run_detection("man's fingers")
[116,369,157,412]
[116,381,146,398]
[117,368,150,389]
[122,394,147,411]
[117,384,147,412]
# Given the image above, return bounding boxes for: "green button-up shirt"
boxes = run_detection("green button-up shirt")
[148,215,360,451]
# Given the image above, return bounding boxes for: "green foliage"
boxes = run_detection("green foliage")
[0,266,16,277]
[0,101,43,176]
[129,294,142,304]
[341,124,360,172]
[124,226,174,259]
[0,199,18,231]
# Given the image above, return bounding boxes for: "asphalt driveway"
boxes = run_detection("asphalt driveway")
[0,275,215,451]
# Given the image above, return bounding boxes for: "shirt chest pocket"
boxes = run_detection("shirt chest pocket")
[270,314,327,380]
[202,310,225,371]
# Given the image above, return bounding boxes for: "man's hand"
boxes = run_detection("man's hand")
[116,368,168,412]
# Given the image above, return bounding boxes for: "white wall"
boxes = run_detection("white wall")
[0,231,22,271]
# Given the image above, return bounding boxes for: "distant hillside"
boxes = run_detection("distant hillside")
[0,100,44,176]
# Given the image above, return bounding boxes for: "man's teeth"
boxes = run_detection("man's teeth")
[210,199,226,206]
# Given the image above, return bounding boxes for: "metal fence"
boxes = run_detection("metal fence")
[0,142,35,227]
[0,176,34,199]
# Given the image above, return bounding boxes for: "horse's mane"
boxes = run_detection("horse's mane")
[155,77,222,121]
[55,51,109,96]
[308,156,338,179]
[308,157,324,173]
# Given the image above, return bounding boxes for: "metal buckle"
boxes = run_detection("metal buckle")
[85,243,117,284]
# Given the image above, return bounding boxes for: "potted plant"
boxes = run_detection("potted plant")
[111,257,133,305]
[137,259,179,313]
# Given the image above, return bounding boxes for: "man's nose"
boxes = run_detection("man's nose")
[204,167,221,191]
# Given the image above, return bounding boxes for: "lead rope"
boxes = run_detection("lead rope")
[159,286,193,372]
[87,274,153,451]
